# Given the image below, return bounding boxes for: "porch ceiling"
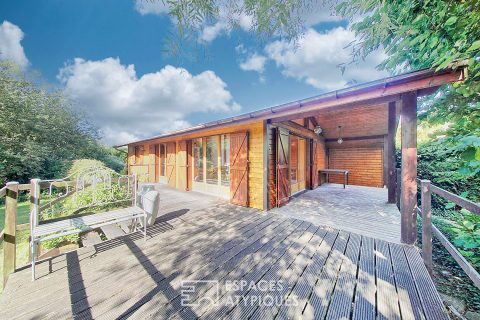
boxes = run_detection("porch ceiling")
[292,103,400,140]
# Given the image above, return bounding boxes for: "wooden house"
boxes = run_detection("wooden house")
[118,65,466,245]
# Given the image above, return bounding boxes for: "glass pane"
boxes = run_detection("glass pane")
[193,138,204,182]
[290,136,298,183]
[206,136,219,184]
[221,134,230,186]
[159,144,165,176]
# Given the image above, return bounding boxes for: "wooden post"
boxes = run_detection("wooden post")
[387,101,397,203]
[396,168,401,210]
[3,181,19,286]
[421,180,433,275]
[400,91,418,245]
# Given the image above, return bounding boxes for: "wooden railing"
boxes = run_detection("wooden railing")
[418,179,480,289]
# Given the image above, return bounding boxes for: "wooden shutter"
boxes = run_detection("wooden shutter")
[312,141,319,188]
[166,142,176,188]
[276,128,290,207]
[230,132,249,206]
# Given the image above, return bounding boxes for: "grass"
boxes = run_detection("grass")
[0,201,32,230]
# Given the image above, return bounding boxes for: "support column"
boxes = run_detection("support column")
[387,101,397,203]
[400,92,418,244]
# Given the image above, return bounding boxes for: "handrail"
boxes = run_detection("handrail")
[430,184,480,215]
[0,186,6,198]
[419,179,480,289]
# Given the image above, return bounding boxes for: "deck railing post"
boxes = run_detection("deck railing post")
[421,179,433,275]
[29,178,40,280]
[3,181,19,286]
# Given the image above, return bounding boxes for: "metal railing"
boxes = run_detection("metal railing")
[418,179,480,289]
[1,170,149,288]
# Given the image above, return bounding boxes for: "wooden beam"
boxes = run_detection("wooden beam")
[325,135,385,142]
[387,101,397,203]
[400,91,418,245]
[308,117,318,127]
[276,121,324,144]
[3,181,18,286]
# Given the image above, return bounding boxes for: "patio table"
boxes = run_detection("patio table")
[319,169,349,188]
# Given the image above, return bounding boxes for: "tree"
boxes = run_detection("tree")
[0,61,124,185]
[335,0,479,177]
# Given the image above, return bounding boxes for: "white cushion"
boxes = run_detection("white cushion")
[141,190,160,226]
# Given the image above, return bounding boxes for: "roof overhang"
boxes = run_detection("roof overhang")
[115,63,466,147]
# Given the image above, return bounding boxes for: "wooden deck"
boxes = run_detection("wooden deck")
[0,187,447,319]
[272,184,402,243]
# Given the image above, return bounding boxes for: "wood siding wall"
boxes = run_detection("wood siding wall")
[126,121,265,210]
[328,147,384,187]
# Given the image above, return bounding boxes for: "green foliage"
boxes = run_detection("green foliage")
[156,0,319,57]
[42,234,80,250]
[0,61,125,185]
[450,213,480,267]
[336,0,480,178]
[40,160,131,222]
[68,159,113,178]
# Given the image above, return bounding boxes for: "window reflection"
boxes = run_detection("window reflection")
[193,138,204,182]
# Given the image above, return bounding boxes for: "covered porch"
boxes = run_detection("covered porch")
[271,183,401,243]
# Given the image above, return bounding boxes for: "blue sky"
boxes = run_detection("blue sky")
[0,0,388,145]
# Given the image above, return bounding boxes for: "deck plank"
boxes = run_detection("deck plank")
[352,236,376,320]
[302,231,349,320]
[197,221,312,320]
[325,232,361,320]
[389,243,425,319]
[404,245,449,320]
[376,239,401,320]
[275,229,339,320]
[164,220,306,320]
[0,186,450,320]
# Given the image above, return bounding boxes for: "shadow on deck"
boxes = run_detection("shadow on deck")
[0,185,447,319]
[271,183,401,243]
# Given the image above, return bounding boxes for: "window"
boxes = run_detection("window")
[290,136,298,183]
[193,138,204,182]
[159,144,166,176]
[134,146,143,164]
[221,134,230,186]
[206,136,219,184]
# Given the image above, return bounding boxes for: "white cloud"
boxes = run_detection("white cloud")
[240,53,267,74]
[0,21,28,68]
[134,0,169,15]
[58,57,240,145]
[199,21,229,43]
[265,27,388,91]
[300,3,342,26]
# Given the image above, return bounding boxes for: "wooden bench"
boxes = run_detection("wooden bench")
[319,169,349,188]
[30,169,147,281]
